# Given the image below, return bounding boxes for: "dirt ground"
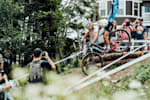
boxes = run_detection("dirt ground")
[69,57,150,82]
[109,57,150,81]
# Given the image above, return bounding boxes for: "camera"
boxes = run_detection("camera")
[41,52,48,61]
[42,52,46,57]
[0,70,5,76]
[126,22,130,26]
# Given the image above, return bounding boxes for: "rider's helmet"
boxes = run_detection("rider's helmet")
[86,23,93,30]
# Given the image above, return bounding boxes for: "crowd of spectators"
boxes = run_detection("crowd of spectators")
[119,18,148,40]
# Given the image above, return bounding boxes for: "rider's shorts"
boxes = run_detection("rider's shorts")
[105,21,113,32]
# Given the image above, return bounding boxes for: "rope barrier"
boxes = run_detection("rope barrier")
[12,50,84,83]
[65,44,147,94]
[10,42,149,94]
[70,52,150,93]
[14,73,29,82]
[54,51,83,65]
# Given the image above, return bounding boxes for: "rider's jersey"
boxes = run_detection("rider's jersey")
[90,19,109,43]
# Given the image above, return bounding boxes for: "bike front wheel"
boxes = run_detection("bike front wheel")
[81,52,103,75]
[109,29,131,52]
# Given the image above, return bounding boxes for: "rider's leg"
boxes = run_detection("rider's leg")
[103,31,110,50]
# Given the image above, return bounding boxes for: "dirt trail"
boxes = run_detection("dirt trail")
[66,55,150,83]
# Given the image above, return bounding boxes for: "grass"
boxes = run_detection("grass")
[3,59,150,100]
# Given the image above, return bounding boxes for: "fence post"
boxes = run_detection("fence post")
[131,39,134,51]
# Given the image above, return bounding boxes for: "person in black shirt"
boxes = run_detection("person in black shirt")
[28,48,56,83]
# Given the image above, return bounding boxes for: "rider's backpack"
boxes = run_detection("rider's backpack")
[29,60,43,83]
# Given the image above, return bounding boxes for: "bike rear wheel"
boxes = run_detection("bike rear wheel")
[109,29,131,52]
[81,52,103,75]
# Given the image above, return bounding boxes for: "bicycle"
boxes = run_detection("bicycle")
[81,29,131,75]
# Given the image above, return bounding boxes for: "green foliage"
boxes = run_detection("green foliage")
[63,65,72,73]
[0,0,76,65]
[132,64,150,83]
[7,62,150,100]
[109,65,118,70]
[25,0,65,37]
[0,0,21,39]
[62,0,100,36]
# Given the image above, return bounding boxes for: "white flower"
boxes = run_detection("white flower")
[116,83,121,87]
[43,84,64,96]
[12,67,28,85]
[139,89,146,96]
[10,87,22,98]
[65,94,80,100]
[97,97,109,100]
[24,84,43,99]
[102,81,110,86]
[113,90,140,100]
[111,80,118,83]
[97,71,111,79]
[64,74,82,86]
[129,80,142,89]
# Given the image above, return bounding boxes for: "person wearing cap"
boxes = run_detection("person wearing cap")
[28,48,56,83]
[119,19,134,40]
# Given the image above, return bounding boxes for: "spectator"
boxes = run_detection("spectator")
[134,18,147,40]
[0,54,14,100]
[28,48,56,83]
[134,18,140,26]
[119,19,134,40]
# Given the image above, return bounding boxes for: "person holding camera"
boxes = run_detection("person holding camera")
[28,48,56,83]
[118,19,134,40]
[0,54,14,100]
[134,18,147,40]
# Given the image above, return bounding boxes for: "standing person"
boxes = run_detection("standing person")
[133,18,140,26]
[134,18,147,52]
[119,19,134,40]
[0,54,14,100]
[135,18,147,40]
[28,48,56,83]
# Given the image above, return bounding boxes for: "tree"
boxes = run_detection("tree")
[24,0,65,39]
[61,0,100,38]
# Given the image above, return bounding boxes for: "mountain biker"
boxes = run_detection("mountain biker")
[83,19,114,52]
[83,0,119,52]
